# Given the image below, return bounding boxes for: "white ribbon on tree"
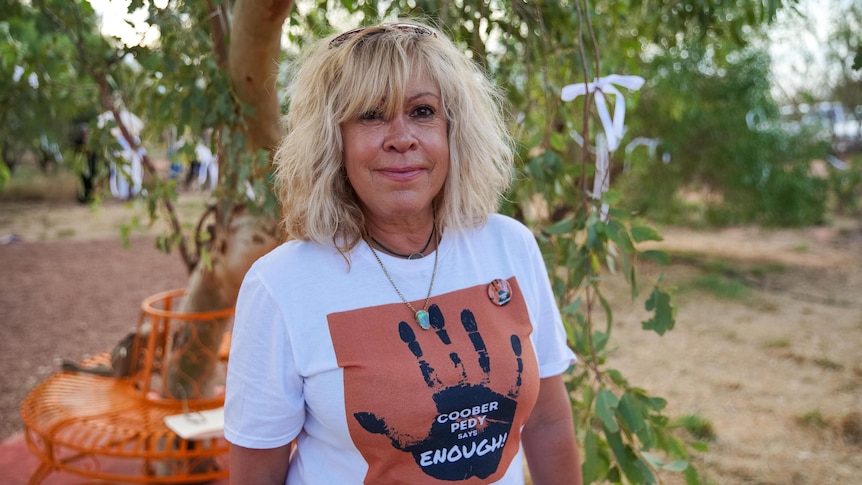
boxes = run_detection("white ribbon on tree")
[562,74,645,221]
[561,74,645,153]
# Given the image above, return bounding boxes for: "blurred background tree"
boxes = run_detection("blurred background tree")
[0,0,102,175]
[827,1,862,109]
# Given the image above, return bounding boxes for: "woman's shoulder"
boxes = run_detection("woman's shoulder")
[451,214,537,255]
[250,239,345,279]
[258,238,312,260]
[479,213,535,239]
[487,212,529,229]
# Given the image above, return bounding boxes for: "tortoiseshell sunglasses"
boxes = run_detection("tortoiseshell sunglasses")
[329,23,437,49]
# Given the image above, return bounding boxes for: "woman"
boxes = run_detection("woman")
[225,21,582,484]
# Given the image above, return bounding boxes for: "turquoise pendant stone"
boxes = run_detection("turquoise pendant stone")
[416,309,430,330]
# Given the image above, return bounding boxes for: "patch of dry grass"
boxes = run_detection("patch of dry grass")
[0,167,79,201]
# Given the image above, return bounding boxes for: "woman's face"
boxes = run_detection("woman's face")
[341,69,449,227]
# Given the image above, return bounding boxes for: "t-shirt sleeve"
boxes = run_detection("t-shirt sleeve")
[224,266,304,449]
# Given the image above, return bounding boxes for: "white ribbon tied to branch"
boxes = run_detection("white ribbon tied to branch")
[561,74,645,153]
[562,74,645,220]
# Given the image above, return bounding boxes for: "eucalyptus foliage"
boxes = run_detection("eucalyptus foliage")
[624,44,830,227]
[126,0,279,252]
[0,0,101,173]
[825,0,862,111]
[9,0,803,482]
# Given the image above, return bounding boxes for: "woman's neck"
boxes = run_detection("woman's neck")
[365,214,438,259]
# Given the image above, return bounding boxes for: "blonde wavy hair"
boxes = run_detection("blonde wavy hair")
[274,20,514,258]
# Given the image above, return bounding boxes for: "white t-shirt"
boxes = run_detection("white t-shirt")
[225,214,575,484]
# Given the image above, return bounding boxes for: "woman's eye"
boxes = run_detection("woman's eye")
[413,105,435,118]
[359,109,382,121]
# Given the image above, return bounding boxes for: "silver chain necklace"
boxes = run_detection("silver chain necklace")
[368,232,439,330]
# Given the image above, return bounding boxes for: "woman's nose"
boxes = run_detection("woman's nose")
[384,115,418,152]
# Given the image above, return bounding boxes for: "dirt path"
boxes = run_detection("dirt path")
[610,223,862,484]
[0,197,192,441]
[1,196,860,484]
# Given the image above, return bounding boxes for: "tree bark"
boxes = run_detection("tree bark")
[164,0,293,400]
[229,0,295,154]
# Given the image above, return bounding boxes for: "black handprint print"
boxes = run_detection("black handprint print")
[353,304,525,481]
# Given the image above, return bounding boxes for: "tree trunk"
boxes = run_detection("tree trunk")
[229,0,295,154]
[164,0,294,400]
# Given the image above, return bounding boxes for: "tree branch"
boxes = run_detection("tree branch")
[228,0,294,155]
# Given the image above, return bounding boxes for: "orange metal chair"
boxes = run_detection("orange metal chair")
[20,289,234,484]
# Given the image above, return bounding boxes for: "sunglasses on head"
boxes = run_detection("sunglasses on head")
[329,23,437,49]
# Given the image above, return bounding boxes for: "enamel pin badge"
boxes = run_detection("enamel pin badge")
[487,278,512,306]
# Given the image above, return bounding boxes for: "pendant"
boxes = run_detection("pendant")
[407,252,424,260]
[415,309,430,330]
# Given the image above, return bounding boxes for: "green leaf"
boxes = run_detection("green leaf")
[630,225,663,243]
[582,430,602,484]
[595,289,613,330]
[642,286,676,335]
[640,451,664,468]
[605,219,634,253]
[684,463,703,485]
[605,427,652,483]
[596,390,619,432]
[617,392,646,433]
[569,244,588,285]
[544,217,575,235]
[120,224,131,249]
[664,460,690,472]
[636,423,657,450]
[650,414,669,426]
[645,395,668,411]
[592,330,610,354]
[601,188,624,206]
[604,428,626,467]
[561,298,581,317]
[641,249,670,265]
[605,368,629,387]
[155,234,171,253]
[0,160,9,189]
[590,252,601,274]
[690,441,709,452]
[550,131,567,152]
[564,318,577,352]
[586,221,603,249]
[581,383,595,409]
[605,251,617,274]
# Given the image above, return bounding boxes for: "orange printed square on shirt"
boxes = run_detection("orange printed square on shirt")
[328,277,539,483]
